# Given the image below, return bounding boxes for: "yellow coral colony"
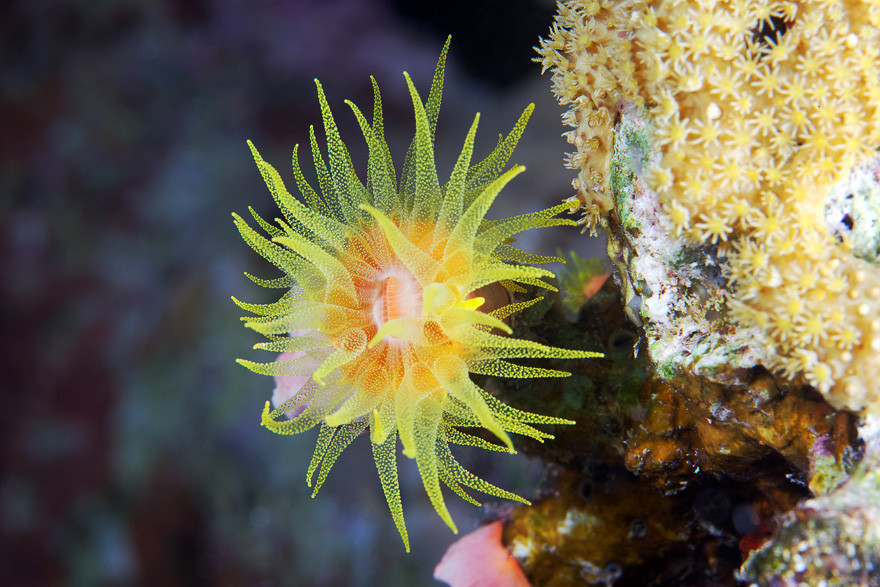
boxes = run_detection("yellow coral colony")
[233,40,602,551]
[538,1,880,411]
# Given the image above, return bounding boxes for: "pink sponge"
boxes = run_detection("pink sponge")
[434,521,530,587]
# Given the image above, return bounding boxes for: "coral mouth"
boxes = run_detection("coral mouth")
[370,266,424,330]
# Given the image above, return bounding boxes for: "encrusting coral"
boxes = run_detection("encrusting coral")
[233,38,602,551]
[537,0,880,412]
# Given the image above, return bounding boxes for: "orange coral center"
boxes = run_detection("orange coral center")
[329,220,453,394]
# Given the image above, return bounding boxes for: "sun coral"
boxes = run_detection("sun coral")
[233,39,602,551]
[537,0,880,412]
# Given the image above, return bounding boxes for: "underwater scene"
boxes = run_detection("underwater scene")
[2,1,879,585]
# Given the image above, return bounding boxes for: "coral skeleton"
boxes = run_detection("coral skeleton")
[233,39,601,551]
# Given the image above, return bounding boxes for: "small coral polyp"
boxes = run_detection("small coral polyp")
[233,39,601,551]
[538,0,880,411]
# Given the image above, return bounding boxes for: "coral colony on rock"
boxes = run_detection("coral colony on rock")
[233,37,602,553]
[537,0,880,408]
[234,0,880,583]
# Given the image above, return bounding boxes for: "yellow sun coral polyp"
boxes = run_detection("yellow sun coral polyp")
[233,39,602,551]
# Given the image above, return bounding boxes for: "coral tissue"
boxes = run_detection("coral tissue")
[234,39,601,550]
[538,0,880,411]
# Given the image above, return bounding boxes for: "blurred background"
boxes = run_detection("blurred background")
[0,0,601,584]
